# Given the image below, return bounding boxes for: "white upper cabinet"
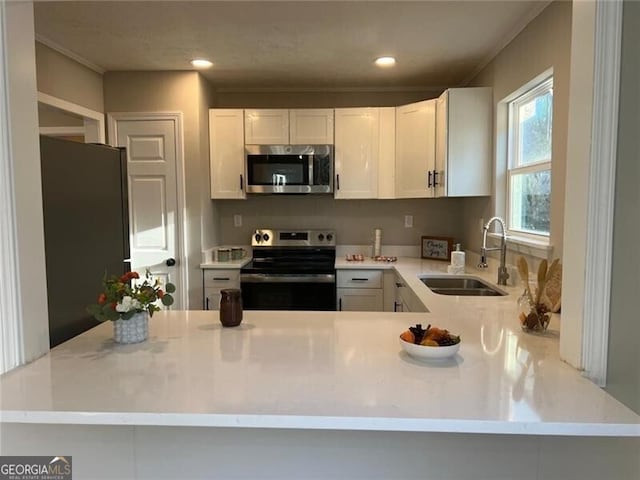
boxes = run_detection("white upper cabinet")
[377,107,396,199]
[209,109,246,199]
[244,109,289,144]
[289,109,334,144]
[435,87,492,197]
[334,108,380,199]
[244,109,334,145]
[395,99,437,198]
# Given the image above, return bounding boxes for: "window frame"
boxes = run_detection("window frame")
[506,76,553,239]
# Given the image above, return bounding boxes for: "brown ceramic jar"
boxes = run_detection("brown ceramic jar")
[219,288,243,327]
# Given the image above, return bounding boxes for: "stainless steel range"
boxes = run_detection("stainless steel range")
[240,229,336,310]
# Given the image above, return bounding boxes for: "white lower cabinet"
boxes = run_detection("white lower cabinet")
[336,269,384,312]
[394,273,428,313]
[337,288,383,312]
[203,269,240,310]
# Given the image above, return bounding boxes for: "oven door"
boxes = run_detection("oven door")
[240,273,336,310]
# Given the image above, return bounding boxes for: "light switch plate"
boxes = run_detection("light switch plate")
[233,214,242,227]
[404,215,413,228]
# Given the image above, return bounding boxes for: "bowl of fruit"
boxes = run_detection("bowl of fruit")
[399,324,461,360]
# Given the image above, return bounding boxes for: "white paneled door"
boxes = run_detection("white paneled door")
[110,115,184,309]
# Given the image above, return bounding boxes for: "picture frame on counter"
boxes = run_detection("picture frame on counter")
[421,236,453,261]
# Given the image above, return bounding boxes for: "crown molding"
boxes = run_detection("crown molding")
[35,34,106,75]
[459,0,552,87]
[213,85,446,94]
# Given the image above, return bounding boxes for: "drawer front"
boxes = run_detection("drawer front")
[203,270,240,288]
[337,269,382,289]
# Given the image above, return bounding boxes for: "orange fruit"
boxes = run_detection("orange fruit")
[400,330,415,343]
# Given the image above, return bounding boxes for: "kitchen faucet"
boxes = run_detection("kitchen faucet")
[478,216,509,286]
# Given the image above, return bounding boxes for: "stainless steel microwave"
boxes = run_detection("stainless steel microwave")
[245,145,333,194]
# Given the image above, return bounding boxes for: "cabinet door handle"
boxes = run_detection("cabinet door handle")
[213,277,231,281]
[336,174,340,190]
[427,170,432,188]
[240,174,244,191]
[351,278,368,282]
[433,170,439,187]
[394,301,403,312]
[395,282,405,288]
[205,297,210,310]
[338,298,342,311]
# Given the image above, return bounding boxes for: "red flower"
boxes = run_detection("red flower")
[98,293,106,304]
[157,289,164,298]
[119,271,140,282]
[110,302,117,310]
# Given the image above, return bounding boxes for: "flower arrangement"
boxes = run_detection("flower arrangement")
[516,256,562,332]
[87,270,176,322]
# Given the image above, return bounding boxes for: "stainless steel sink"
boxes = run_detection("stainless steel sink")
[419,275,507,297]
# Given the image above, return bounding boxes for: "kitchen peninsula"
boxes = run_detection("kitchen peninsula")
[1,260,639,479]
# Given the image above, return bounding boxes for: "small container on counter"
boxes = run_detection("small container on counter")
[219,288,243,327]
[217,248,231,262]
[231,247,245,260]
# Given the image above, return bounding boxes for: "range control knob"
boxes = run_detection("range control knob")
[326,233,333,242]
[254,233,262,243]
[262,233,270,242]
[318,233,325,241]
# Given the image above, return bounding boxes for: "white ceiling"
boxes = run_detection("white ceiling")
[33,1,549,90]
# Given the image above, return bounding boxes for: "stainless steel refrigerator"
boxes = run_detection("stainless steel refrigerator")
[40,136,130,347]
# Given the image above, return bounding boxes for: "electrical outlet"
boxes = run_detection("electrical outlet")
[479,217,485,232]
[233,214,242,227]
[404,215,413,228]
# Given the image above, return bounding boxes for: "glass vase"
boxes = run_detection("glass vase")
[517,291,550,332]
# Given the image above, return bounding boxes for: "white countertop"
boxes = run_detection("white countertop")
[1,287,639,435]
[200,257,251,269]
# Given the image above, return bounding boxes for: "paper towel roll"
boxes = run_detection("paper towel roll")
[373,228,382,257]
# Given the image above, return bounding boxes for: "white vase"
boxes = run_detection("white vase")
[113,311,149,344]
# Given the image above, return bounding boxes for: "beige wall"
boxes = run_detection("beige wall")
[460,1,572,264]
[217,197,465,247]
[35,42,104,112]
[199,74,220,251]
[214,90,441,109]
[606,1,640,414]
[37,105,83,127]
[104,71,211,309]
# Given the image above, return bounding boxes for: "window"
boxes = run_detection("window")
[507,77,553,237]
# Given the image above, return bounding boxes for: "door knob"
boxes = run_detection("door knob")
[166,258,176,267]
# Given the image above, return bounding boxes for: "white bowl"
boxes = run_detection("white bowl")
[399,336,460,360]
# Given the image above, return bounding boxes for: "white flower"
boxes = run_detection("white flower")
[116,296,141,313]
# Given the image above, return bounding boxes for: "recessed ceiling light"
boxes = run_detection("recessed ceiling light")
[374,56,396,67]
[190,59,213,69]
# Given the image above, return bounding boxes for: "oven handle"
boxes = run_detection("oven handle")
[240,273,335,283]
